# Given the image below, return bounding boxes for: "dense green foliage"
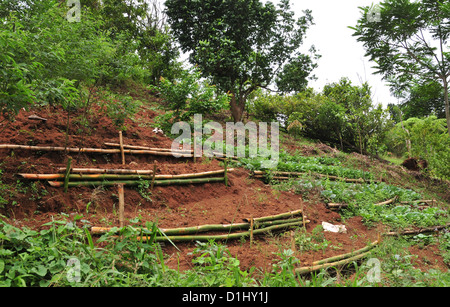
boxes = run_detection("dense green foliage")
[164,0,318,122]
[351,0,450,137]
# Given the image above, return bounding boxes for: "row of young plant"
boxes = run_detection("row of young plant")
[237,149,374,180]
[1,214,449,287]
[272,176,449,230]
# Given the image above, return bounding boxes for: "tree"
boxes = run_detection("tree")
[400,80,446,120]
[351,0,450,136]
[164,0,318,122]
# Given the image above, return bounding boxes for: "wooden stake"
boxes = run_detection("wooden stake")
[250,216,254,247]
[63,157,72,193]
[224,159,228,187]
[119,131,125,165]
[150,161,157,191]
[118,184,125,228]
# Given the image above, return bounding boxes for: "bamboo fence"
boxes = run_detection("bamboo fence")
[90,209,308,242]
[252,171,374,184]
[19,169,233,181]
[47,177,226,188]
[295,240,380,275]
[0,144,192,157]
[384,224,450,237]
[327,196,399,211]
[56,168,155,175]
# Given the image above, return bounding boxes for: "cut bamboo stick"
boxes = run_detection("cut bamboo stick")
[137,220,306,243]
[327,197,398,211]
[295,251,372,275]
[21,169,234,181]
[313,240,379,265]
[105,142,232,159]
[384,224,450,236]
[56,168,155,175]
[243,209,303,223]
[0,144,192,157]
[118,184,125,228]
[48,177,226,188]
[253,171,370,183]
[90,218,308,236]
[119,132,125,165]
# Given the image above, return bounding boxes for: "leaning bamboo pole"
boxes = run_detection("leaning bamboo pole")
[48,177,226,188]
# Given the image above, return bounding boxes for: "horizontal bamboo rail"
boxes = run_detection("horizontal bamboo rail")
[252,171,371,183]
[137,220,308,243]
[295,240,379,275]
[56,168,155,175]
[312,240,379,265]
[91,217,308,236]
[327,196,398,211]
[0,144,192,157]
[20,169,234,181]
[243,209,303,223]
[105,142,237,160]
[384,224,450,236]
[48,177,226,188]
[295,251,373,275]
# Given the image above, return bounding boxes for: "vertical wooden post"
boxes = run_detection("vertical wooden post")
[119,131,125,165]
[118,184,125,228]
[150,161,157,191]
[224,159,228,187]
[64,157,72,193]
[249,216,254,247]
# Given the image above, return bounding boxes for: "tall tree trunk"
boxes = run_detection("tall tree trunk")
[444,79,450,138]
[229,92,245,122]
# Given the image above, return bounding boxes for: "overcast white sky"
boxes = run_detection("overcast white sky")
[285,0,396,107]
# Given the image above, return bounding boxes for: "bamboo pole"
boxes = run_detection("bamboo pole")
[48,177,226,188]
[63,157,72,193]
[295,251,372,275]
[313,240,379,265]
[253,171,370,183]
[21,169,234,181]
[104,143,193,154]
[243,209,303,223]
[384,224,450,236]
[137,220,306,243]
[118,184,125,228]
[56,168,155,175]
[327,197,399,211]
[150,161,157,191]
[90,218,308,236]
[0,144,192,157]
[119,132,125,165]
[104,142,233,159]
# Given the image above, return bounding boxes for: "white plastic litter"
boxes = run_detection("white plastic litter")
[322,221,347,233]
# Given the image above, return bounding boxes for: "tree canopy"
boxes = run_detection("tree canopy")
[351,0,450,136]
[164,0,318,122]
